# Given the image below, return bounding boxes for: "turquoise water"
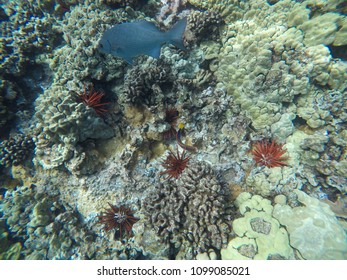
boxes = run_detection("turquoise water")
[0,0,346,260]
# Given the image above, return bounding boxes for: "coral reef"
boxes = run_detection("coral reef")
[184,10,223,45]
[0,0,346,261]
[143,161,233,259]
[0,1,57,76]
[187,0,245,21]
[122,59,173,105]
[216,0,347,135]
[0,1,59,132]
[0,184,96,259]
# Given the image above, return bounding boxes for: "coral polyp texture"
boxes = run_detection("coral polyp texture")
[251,140,288,168]
[77,86,109,115]
[160,148,190,180]
[98,203,139,239]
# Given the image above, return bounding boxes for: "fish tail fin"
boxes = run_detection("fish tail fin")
[167,18,187,50]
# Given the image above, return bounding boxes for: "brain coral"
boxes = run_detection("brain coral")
[143,160,233,259]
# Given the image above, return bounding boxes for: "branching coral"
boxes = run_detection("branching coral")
[143,161,233,258]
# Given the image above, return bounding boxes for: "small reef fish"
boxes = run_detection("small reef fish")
[176,123,198,153]
[98,18,187,64]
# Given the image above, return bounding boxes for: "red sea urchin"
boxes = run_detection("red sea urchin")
[98,203,139,239]
[251,140,288,168]
[160,147,190,180]
[77,85,110,114]
[163,106,179,140]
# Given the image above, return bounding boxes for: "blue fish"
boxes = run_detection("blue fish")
[98,18,187,64]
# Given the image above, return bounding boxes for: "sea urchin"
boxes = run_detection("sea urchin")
[163,106,179,140]
[77,85,110,114]
[98,203,139,239]
[160,147,190,180]
[251,140,288,168]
